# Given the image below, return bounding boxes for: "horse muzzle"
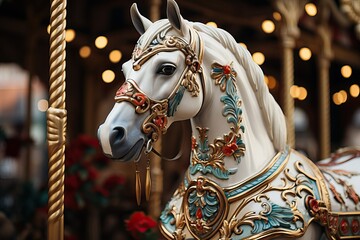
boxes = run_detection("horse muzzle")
[98,122,145,161]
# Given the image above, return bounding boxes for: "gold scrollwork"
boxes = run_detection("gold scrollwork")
[142,102,169,142]
[221,160,323,239]
[183,177,229,240]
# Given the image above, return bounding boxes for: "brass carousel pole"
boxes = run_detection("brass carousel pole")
[148,0,163,219]
[274,0,307,148]
[47,0,67,239]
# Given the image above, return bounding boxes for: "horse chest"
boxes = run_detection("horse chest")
[160,149,332,240]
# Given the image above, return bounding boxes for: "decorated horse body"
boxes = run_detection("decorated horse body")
[98,1,360,239]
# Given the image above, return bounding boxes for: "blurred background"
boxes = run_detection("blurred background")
[0,0,359,239]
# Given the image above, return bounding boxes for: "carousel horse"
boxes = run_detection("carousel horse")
[98,1,360,239]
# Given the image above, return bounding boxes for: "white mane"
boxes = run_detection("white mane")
[192,22,287,151]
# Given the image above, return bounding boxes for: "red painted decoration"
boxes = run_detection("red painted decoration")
[191,136,197,150]
[116,82,130,97]
[133,93,147,106]
[340,219,349,235]
[154,116,167,129]
[196,208,203,219]
[320,211,327,225]
[222,141,238,157]
[223,65,231,75]
[308,197,319,213]
[329,215,339,231]
[352,219,359,234]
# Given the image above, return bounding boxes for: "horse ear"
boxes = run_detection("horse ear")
[130,3,152,35]
[167,0,189,36]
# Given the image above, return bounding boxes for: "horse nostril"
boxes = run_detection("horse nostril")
[111,127,126,143]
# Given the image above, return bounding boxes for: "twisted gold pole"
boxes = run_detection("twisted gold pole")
[47,0,67,239]
[274,0,307,148]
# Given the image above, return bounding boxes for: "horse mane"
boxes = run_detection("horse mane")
[192,22,287,151]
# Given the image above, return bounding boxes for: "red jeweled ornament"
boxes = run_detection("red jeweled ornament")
[308,196,319,213]
[223,65,231,75]
[352,219,359,234]
[340,219,349,235]
[154,116,167,129]
[320,211,327,225]
[196,208,203,219]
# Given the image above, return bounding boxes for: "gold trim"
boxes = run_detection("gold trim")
[302,154,331,210]
[183,176,229,240]
[225,150,290,202]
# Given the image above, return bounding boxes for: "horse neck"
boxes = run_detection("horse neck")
[189,59,276,187]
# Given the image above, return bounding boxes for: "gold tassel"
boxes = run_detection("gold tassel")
[135,163,141,206]
[145,160,151,201]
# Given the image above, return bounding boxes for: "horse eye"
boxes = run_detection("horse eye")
[157,64,176,75]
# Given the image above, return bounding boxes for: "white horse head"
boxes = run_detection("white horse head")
[98,1,206,161]
[98,0,286,166]
[98,1,360,239]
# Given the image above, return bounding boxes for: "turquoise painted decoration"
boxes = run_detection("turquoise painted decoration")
[168,85,186,117]
[189,163,237,180]
[252,202,297,233]
[160,202,175,225]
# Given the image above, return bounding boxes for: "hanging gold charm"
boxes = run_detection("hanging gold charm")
[135,163,141,206]
[145,159,152,201]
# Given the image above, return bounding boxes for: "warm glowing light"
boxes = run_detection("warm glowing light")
[261,20,275,34]
[65,29,76,42]
[206,22,217,28]
[239,42,247,49]
[95,36,108,49]
[252,52,265,65]
[341,65,352,78]
[350,84,360,98]
[47,25,51,34]
[298,87,307,100]
[333,93,342,105]
[38,99,48,112]
[299,47,312,61]
[267,75,277,90]
[102,70,115,83]
[339,90,348,103]
[305,3,317,17]
[273,12,281,21]
[109,50,122,63]
[79,46,91,58]
[290,85,300,98]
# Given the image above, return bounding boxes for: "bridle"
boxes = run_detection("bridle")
[114,27,205,149]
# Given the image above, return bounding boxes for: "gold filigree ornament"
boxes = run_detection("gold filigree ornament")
[132,30,203,98]
[183,176,229,240]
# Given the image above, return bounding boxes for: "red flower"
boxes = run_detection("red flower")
[125,211,157,239]
[64,190,79,210]
[103,174,126,190]
[86,166,99,180]
[222,140,238,156]
[76,135,99,149]
[65,174,81,190]
[94,186,109,197]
